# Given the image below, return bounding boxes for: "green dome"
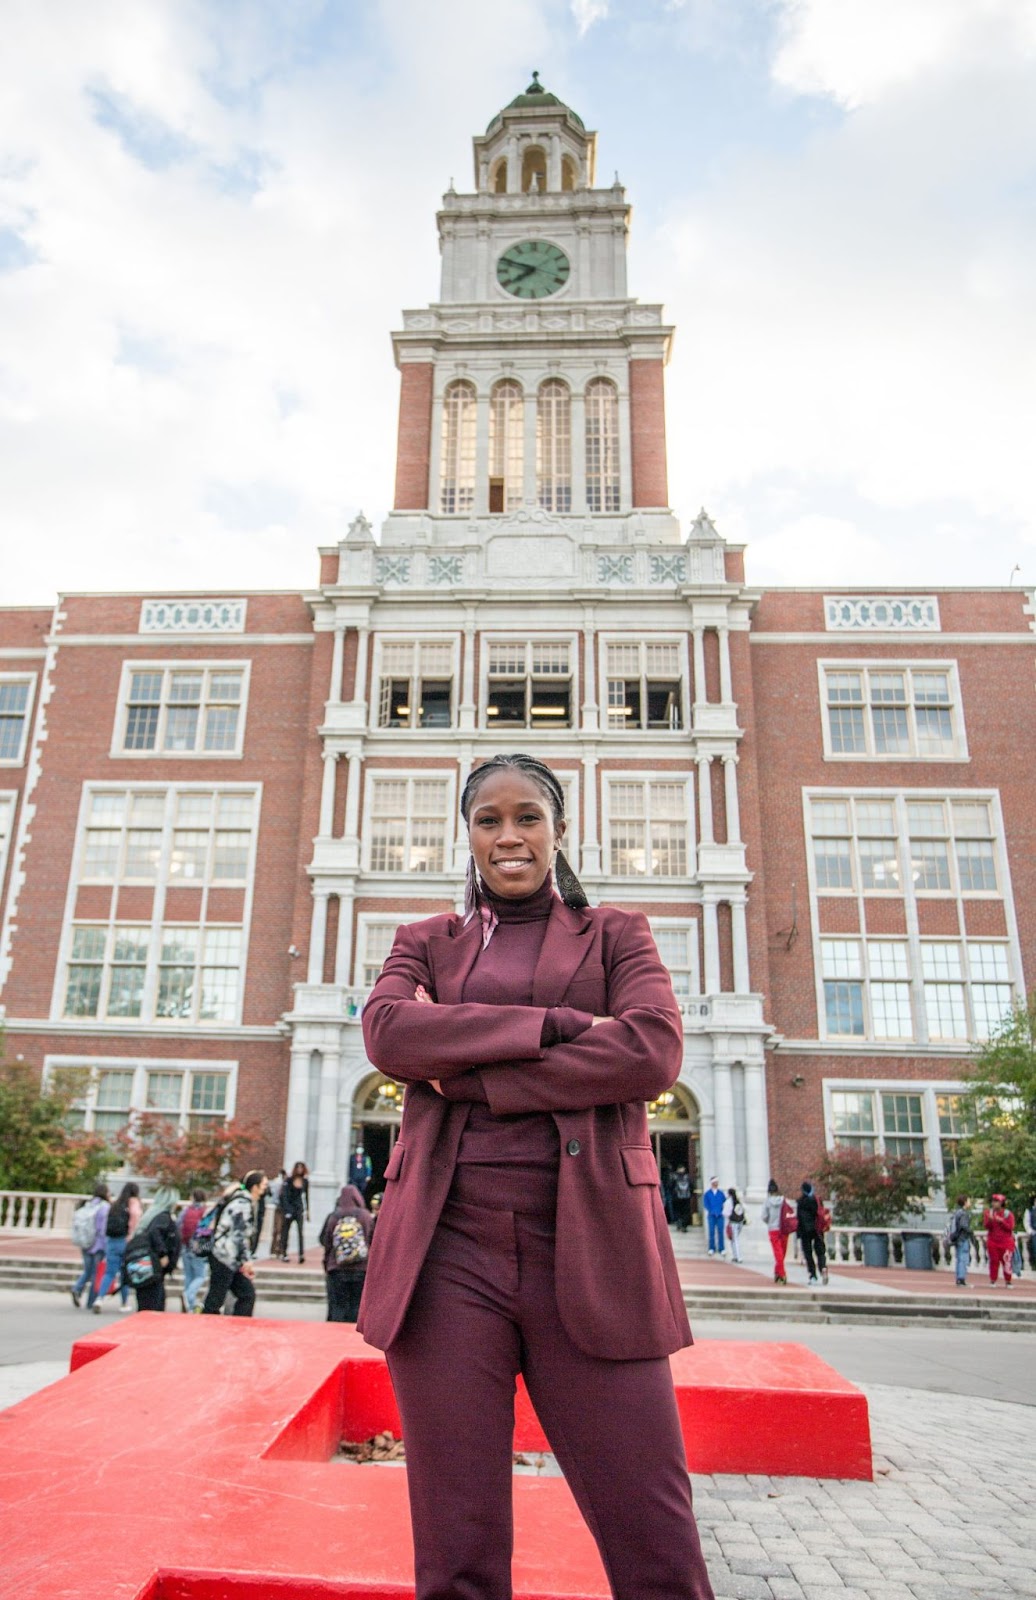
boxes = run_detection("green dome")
[489,73,584,131]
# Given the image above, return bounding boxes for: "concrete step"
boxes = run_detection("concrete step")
[681,1286,1036,1331]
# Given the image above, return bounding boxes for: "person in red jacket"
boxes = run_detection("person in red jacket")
[983,1194,1017,1286]
[360,752,715,1600]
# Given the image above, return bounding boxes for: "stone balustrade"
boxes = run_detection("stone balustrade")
[0,1190,88,1234]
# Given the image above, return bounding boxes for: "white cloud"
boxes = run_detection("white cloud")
[571,0,609,36]
[773,0,1036,108]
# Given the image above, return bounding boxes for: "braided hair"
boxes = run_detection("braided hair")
[460,752,589,912]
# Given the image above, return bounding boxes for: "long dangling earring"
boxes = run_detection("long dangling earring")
[555,848,590,910]
[464,854,481,919]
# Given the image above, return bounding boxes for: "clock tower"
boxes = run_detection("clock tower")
[386,73,676,532]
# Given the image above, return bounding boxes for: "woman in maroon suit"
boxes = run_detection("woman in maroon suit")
[360,753,715,1600]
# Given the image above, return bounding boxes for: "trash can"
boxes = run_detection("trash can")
[902,1231,934,1270]
[860,1231,890,1267]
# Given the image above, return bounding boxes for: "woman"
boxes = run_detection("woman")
[319,1183,373,1322]
[70,1182,109,1308]
[759,1179,783,1284]
[983,1193,1016,1286]
[177,1188,210,1312]
[278,1161,309,1262]
[360,752,714,1600]
[796,1180,828,1285]
[725,1186,746,1263]
[126,1187,181,1312]
[93,1181,141,1312]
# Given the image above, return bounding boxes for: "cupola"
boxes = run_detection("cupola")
[473,73,596,195]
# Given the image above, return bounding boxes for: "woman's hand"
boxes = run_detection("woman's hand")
[590,1016,609,1026]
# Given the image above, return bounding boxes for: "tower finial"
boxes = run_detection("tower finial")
[527,70,543,93]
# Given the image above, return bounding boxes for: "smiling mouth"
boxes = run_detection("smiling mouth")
[492,858,533,871]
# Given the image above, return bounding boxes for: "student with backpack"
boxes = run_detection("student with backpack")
[123,1187,181,1312]
[796,1180,829,1285]
[201,1171,268,1317]
[177,1188,210,1311]
[759,1179,794,1285]
[725,1187,747,1263]
[319,1184,373,1322]
[93,1182,142,1312]
[70,1182,110,1308]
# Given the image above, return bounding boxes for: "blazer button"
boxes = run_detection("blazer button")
[566,1139,581,1156]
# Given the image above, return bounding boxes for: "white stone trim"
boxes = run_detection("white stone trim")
[824,596,940,631]
[139,599,247,634]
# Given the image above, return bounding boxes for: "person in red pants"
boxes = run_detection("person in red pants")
[983,1193,1016,1286]
[360,753,715,1600]
[761,1179,790,1283]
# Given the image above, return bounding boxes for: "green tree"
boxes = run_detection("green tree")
[0,1055,111,1192]
[113,1113,262,1194]
[953,1000,1036,1215]
[815,1146,935,1228]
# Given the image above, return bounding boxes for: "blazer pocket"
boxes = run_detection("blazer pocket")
[566,963,608,1008]
[383,1143,406,1182]
[620,1145,660,1187]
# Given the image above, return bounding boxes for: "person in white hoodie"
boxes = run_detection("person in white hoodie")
[760,1179,789,1285]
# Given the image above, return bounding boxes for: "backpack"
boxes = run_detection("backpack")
[329,1215,368,1269]
[779,1199,798,1238]
[817,1200,832,1233]
[71,1198,100,1250]
[178,1202,205,1247]
[189,1196,230,1259]
[106,1204,130,1239]
[122,1232,157,1289]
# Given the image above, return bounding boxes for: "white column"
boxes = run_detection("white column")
[343,752,362,869]
[460,610,477,731]
[319,750,337,837]
[703,897,720,995]
[722,753,741,843]
[718,623,733,703]
[330,626,345,704]
[712,1058,738,1190]
[692,626,706,708]
[612,222,626,297]
[731,899,750,993]
[743,1061,770,1198]
[570,387,586,514]
[578,224,591,295]
[697,1110,716,1202]
[474,390,490,517]
[307,889,330,984]
[523,389,537,506]
[475,226,489,296]
[697,755,714,845]
[334,887,355,988]
[548,134,561,191]
[313,1047,342,1182]
[617,385,632,512]
[581,752,601,876]
[352,627,370,713]
[581,607,598,732]
[283,1046,312,1173]
[507,135,520,192]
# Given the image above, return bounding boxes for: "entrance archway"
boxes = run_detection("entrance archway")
[350,1073,404,1200]
[647,1083,701,1223]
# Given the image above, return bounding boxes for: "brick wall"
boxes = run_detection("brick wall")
[629,359,669,508]
[392,363,434,511]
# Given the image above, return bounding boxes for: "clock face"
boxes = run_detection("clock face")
[496,240,570,299]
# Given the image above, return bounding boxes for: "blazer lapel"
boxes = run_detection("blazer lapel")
[531,898,595,1008]
[426,918,484,1006]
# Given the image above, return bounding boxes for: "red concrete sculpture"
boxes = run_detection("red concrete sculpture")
[0,1318,871,1599]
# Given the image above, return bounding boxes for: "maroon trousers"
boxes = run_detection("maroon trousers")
[386,1192,715,1600]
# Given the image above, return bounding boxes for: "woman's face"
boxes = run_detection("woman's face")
[468,769,564,900]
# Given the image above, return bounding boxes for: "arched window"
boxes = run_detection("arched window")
[491,158,508,194]
[537,380,571,513]
[585,377,620,513]
[522,146,547,193]
[561,154,577,192]
[439,380,476,515]
[489,380,524,513]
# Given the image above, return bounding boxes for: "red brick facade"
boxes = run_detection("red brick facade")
[392,362,434,511]
[629,359,669,508]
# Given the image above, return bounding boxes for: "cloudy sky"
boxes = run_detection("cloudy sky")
[2,0,1034,604]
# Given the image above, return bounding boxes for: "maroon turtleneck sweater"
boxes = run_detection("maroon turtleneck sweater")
[446,874,593,1213]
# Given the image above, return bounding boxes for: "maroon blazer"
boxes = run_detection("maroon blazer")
[357,896,693,1362]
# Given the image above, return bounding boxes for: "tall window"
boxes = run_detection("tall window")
[605,641,683,730]
[585,378,620,512]
[485,641,572,728]
[819,935,1013,1042]
[607,781,690,877]
[118,665,246,756]
[821,664,963,759]
[440,380,477,514]
[377,641,454,729]
[650,922,699,997]
[521,146,547,192]
[808,793,1003,899]
[936,1094,977,1178]
[360,922,398,988]
[367,777,450,873]
[830,1090,926,1162]
[536,380,571,512]
[0,677,33,764]
[60,786,257,1026]
[59,1062,232,1136]
[489,380,524,513]
[0,791,14,891]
